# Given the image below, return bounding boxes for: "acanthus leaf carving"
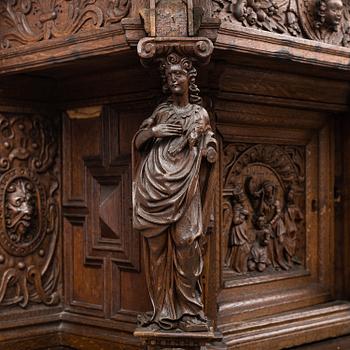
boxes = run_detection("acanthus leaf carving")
[0,0,131,49]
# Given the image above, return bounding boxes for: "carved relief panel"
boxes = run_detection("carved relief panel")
[0,0,131,49]
[223,143,305,278]
[212,0,350,46]
[0,112,60,307]
[216,111,333,326]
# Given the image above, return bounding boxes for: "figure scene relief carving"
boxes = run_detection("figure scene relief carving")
[133,51,217,332]
[0,113,60,308]
[223,143,305,278]
[0,0,131,49]
[212,0,350,46]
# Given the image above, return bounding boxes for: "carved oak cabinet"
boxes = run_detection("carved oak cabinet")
[0,0,350,349]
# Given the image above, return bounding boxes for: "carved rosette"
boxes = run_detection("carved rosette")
[0,0,131,49]
[223,143,305,276]
[0,113,60,308]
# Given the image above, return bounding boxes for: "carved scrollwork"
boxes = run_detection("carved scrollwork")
[137,37,214,67]
[223,143,305,277]
[106,0,131,24]
[0,0,131,49]
[0,113,60,308]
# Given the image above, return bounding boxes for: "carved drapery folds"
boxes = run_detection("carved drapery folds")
[223,143,305,277]
[0,0,131,49]
[134,38,217,335]
[212,0,350,46]
[0,113,60,307]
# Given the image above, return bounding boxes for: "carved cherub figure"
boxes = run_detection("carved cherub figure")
[316,0,343,32]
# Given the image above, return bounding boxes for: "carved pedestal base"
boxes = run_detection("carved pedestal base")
[134,328,219,350]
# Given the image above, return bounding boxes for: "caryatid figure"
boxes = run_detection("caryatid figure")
[133,52,217,332]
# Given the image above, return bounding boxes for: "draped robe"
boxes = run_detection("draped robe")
[133,102,216,330]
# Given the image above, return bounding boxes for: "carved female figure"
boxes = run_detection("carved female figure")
[225,185,251,273]
[283,186,303,267]
[133,53,217,331]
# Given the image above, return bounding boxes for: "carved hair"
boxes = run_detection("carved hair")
[160,52,202,105]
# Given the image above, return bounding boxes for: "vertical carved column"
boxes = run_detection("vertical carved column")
[0,112,60,308]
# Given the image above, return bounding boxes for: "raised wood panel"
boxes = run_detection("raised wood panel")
[63,103,151,337]
[71,224,105,313]
[214,100,335,345]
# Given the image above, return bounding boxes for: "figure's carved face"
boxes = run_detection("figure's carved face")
[256,216,266,230]
[166,64,189,96]
[325,0,343,26]
[5,179,34,242]
[287,189,295,203]
[264,184,275,200]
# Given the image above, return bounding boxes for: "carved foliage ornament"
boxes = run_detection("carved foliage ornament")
[223,143,305,276]
[0,0,131,49]
[0,114,60,308]
[212,0,350,46]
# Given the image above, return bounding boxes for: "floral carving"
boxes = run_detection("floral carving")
[223,143,305,277]
[0,113,60,308]
[0,0,131,49]
[211,0,350,45]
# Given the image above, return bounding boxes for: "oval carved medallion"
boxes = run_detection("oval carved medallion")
[0,168,47,257]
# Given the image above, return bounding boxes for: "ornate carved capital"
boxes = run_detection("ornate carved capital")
[137,37,214,66]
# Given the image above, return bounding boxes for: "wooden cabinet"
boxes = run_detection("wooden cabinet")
[0,1,350,349]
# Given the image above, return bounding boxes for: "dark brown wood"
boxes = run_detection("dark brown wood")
[0,1,350,349]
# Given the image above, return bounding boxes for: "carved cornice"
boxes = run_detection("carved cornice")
[216,23,350,70]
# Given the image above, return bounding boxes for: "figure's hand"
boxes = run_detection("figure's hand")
[204,146,217,163]
[152,124,183,138]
